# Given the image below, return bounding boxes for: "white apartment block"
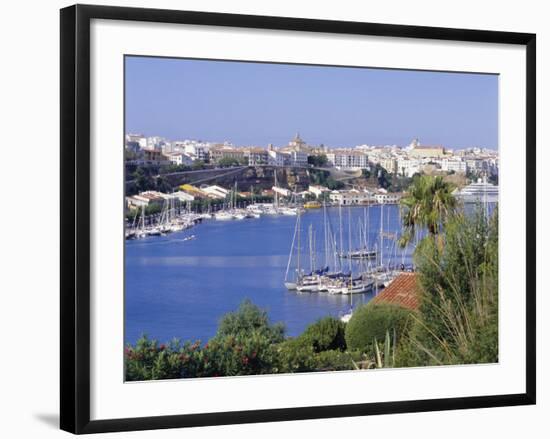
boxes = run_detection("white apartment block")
[268,150,289,167]
[289,150,308,166]
[397,158,422,177]
[440,158,467,174]
[374,193,401,204]
[166,152,194,166]
[326,151,369,169]
[184,143,210,162]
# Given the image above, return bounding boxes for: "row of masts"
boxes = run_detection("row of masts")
[125,197,206,239]
[284,203,404,298]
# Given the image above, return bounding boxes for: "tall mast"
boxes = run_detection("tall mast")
[339,203,343,259]
[285,212,299,282]
[379,203,384,268]
[297,209,301,278]
[348,207,353,308]
[363,207,367,250]
[309,224,314,273]
[348,207,353,273]
[274,169,278,208]
[323,201,328,269]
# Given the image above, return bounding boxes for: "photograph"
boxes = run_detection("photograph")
[123,56,499,381]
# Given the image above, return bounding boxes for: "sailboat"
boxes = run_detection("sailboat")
[284,209,301,290]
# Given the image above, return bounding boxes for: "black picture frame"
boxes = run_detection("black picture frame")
[60,4,536,434]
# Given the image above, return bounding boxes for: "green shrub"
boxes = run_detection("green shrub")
[313,350,355,371]
[274,338,316,373]
[216,299,285,344]
[299,317,346,352]
[345,303,412,353]
[125,336,203,381]
[199,332,278,377]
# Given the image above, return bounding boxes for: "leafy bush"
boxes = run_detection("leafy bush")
[202,300,285,376]
[215,299,285,344]
[313,350,355,371]
[299,317,346,352]
[125,336,203,381]
[345,303,412,353]
[274,338,317,373]
[199,333,278,377]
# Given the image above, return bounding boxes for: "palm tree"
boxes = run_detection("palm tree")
[399,175,456,247]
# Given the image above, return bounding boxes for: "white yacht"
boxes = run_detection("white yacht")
[214,211,234,221]
[455,178,499,203]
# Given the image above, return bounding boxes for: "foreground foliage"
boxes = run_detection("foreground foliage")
[345,303,412,353]
[125,304,356,380]
[395,207,499,366]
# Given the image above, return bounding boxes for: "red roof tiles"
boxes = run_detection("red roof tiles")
[371,273,420,311]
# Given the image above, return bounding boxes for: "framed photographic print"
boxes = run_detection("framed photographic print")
[60,4,536,434]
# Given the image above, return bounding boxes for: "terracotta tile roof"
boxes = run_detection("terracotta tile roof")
[371,273,420,311]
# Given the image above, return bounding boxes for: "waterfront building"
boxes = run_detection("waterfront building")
[202,185,230,199]
[374,192,402,204]
[126,190,169,209]
[308,185,330,198]
[273,186,292,197]
[326,151,369,169]
[179,184,208,199]
[171,191,195,202]
[329,189,371,205]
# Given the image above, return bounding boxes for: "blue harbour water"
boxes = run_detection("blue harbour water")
[125,205,415,345]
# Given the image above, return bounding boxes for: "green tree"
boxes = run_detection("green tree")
[345,303,412,353]
[298,317,347,353]
[308,154,328,167]
[191,160,206,170]
[395,207,499,367]
[134,167,155,192]
[374,164,392,189]
[218,157,240,168]
[215,299,285,343]
[399,175,456,246]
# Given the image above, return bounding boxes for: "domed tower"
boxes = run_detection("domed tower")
[289,132,306,150]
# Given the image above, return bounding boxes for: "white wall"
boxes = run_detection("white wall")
[0,0,546,437]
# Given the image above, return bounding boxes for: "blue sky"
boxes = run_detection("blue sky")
[125,56,498,149]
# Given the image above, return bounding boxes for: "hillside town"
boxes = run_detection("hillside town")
[125,132,499,214]
[126,132,498,176]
